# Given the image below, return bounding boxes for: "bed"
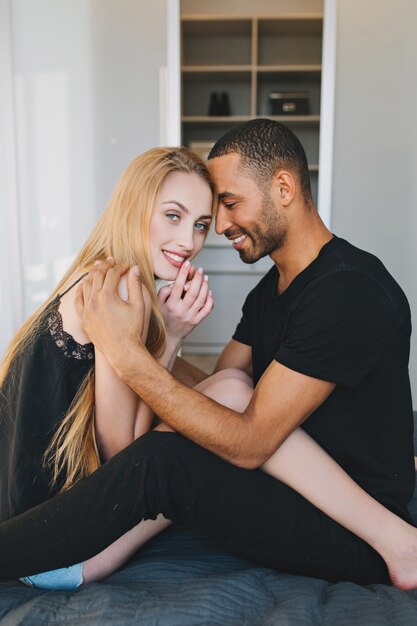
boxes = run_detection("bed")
[1,414,417,626]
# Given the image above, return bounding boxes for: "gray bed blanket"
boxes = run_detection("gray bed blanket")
[2,522,417,626]
[1,414,417,626]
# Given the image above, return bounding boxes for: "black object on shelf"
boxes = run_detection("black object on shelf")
[208,92,231,116]
[269,91,309,115]
[208,93,221,115]
[219,92,231,116]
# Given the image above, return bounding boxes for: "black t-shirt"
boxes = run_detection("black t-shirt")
[0,299,94,522]
[233,236,414,518]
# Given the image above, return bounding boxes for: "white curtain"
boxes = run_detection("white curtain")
[0,0,22,356]
[0,0,169,358]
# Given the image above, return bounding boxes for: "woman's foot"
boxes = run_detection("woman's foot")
[381,524,417,590]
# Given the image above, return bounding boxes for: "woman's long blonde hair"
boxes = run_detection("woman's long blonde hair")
[0,147,213,493]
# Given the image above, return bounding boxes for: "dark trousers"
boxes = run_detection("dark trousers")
[0,432,388,584]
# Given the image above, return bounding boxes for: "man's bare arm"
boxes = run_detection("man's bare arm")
[78,262,335,468]
[117,342,334,467]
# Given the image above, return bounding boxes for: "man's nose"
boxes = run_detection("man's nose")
[215,205,233,235]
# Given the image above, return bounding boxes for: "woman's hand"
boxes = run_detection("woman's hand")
[158,261,214,343]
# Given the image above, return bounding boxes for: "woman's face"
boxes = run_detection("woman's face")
[149,171,213,280]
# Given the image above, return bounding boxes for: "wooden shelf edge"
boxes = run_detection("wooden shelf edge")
[258,115,320,123]
[257,64,321,73]
[182,115,253,123]
[182,64,321,73]
[182,65,253,73]
[181,14,323,22]
[182,115,320,123]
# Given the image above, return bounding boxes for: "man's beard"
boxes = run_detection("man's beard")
[238,193,287,264]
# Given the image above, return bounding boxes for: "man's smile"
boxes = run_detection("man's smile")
[230,234,248,250]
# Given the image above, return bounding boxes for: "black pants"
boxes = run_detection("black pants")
[0,432,388,584]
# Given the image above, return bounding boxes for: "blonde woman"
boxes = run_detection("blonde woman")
[1,147,417,591]
[0,147,215,589]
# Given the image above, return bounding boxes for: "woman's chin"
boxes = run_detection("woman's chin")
[154,271,177,282]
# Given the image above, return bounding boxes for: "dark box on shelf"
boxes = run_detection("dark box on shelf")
[269,91,309,115]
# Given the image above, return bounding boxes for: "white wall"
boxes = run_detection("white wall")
[0,0,167,354]
[331,0,417,406]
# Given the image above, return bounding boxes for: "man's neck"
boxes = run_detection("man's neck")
[271,216,333,294]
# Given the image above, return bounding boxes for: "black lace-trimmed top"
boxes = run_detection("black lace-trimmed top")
[47,301,94,361]
[0,276,95,522]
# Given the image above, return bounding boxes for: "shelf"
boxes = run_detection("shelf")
[181,9,324,354]
[181,14,323,23]
[258,18,322,66]
[257,65,321,74]
[182,65,253,72]
[181,10,323,206]
[182,18,252,66]
[182,115,320,124]
[183,115,252,123]
[258,17,323,37]
[182,18,252,37]
[182,65,321,73]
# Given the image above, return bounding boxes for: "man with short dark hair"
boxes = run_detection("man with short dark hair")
[0,119,415,587]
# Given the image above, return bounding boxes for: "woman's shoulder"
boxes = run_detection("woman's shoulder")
[56,268,130,348]
[56,272,92,348]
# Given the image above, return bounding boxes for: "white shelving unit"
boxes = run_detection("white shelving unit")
[180,10,324,355]
[181,13,323,205]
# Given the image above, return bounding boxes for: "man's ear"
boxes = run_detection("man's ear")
[270,170,295,207]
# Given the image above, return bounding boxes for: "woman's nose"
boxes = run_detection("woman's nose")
[176,224,194,252]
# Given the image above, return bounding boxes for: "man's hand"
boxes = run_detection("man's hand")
[75,259,147,369]
[158,261,214,342]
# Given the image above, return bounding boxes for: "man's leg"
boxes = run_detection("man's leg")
[0,432,388,584]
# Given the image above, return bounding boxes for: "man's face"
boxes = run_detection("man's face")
[208,153,287,264]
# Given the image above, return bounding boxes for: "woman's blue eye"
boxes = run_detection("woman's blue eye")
[167,213,180,222]
[195,222,209,232]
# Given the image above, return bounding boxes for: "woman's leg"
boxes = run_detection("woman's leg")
[197,368,417,590]
[0,430,388,586]
[78,368,417,589]
[263,427,417,589]
[21,370,253,589]
[82,371,253,583]
[2,369,416,588]
[82,514,170,583]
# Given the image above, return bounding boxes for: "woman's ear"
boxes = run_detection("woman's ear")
[271,170,295,207]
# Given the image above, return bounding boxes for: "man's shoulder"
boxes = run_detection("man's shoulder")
[321,236,386,274]
[318,236,406,300]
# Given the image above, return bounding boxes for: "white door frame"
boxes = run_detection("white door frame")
[318,0,337,229]
[163,0,181,146]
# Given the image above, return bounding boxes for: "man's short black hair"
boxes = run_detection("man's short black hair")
[208,118,313,203]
